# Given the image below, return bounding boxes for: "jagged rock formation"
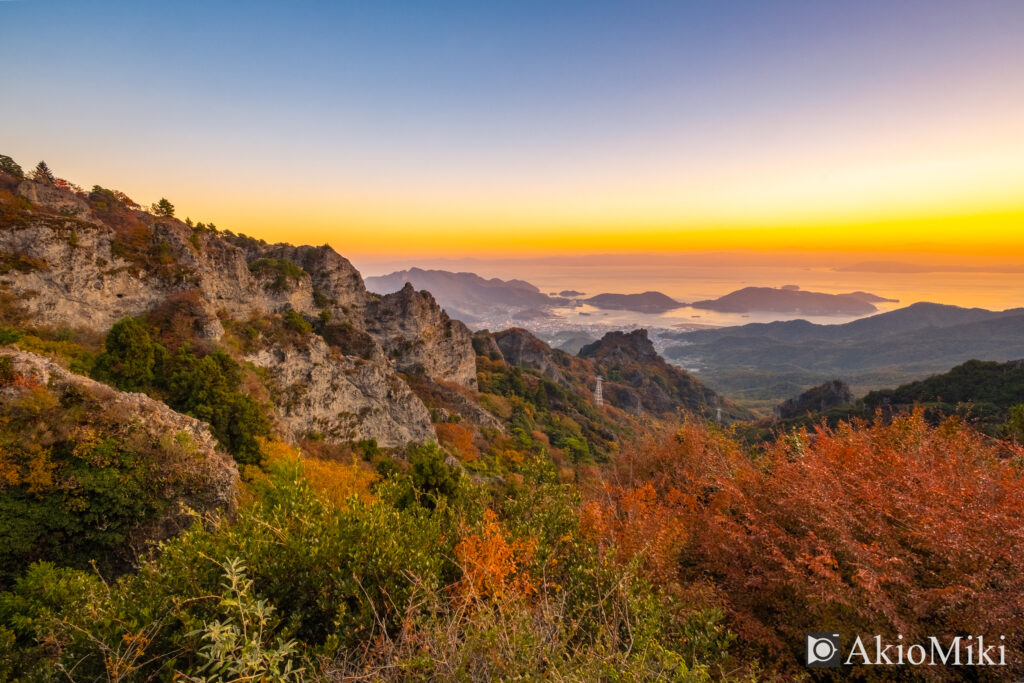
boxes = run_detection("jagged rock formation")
[241,243,367,311]
[0,348,239,568]
[775,379,854,420]
[0,177,483,447]
[492,327,570,387]
[579,329,662,366]
[471,330,505,361]
[244,336,434,447]
[580,329,753,421]
[364,283,477,388]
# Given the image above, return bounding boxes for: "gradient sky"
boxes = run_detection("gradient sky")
[2,0,1023,260]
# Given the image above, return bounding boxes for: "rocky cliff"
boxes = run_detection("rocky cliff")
[492,327,570,387]
[364,283,477,388]
[244,335,434,447]
[776,379,854,420]
[0,176,479,448]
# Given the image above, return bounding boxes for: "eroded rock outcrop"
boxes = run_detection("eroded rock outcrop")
[776,379,854,420]
[244,336,434,447]
[492,327,570,387]
[364,283,477,388]
[0,178,485,448]
[579,329,753,421]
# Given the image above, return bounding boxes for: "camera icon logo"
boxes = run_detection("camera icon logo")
[807,633,842,667]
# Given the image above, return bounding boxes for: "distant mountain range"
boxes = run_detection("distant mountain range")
[664,302,1024,414]
[366,268,691,320]
[367,270,906,323]
[364,268,568,322]
[690,286,896,315]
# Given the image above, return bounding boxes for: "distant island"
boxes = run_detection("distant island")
[583,291,685,313]
[559,289,585,297]
[690,286,895,315]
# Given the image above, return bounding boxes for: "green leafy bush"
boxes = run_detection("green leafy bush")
[92,317,270,464]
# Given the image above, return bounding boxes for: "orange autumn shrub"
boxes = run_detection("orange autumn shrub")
[596,412,1024,678]
[582,482,692,586]
[455,509,535,601]
[435,422,479,462]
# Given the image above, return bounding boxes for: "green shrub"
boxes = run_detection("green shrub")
[163,347,269,464]
[92,317,270,464]
[92,317,157,391]
[283,309,312,334]
[248,258,306,292]
[0,155,23,179]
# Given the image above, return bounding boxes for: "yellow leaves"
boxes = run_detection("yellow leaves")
[300,455,377,508]
[72,426,107,465]
[23,443,55,495]
[14,385,58,415]
[257,437,377,508]
[0,443,19,489]
[502,448,524,465]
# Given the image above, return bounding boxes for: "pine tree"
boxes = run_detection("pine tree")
[33,160,55,183]
[0,154,23,179]
[153,197,175,217]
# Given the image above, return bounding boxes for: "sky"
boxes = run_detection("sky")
[2,0,1023,262]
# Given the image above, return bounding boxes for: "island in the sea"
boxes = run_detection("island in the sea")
[690,285,897,315]
[583,291,685,313]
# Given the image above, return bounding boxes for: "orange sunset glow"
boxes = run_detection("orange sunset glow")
[3,2,1023,268]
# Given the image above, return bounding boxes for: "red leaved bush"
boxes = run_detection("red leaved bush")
[593,412,1024,677]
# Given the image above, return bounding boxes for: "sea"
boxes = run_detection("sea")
[358,258,1024,331]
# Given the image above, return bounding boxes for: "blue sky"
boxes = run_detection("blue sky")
[2,1,1023,257]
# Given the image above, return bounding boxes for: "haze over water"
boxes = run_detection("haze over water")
[358,257,1024,330]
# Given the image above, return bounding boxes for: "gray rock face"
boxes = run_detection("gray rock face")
[493,327,570,387]
[578,329,661,366]
[1,218,169,331]
[0,348,239,539]
[471,330,505,361]
[364,283,478,388]
[17,180,94,220]
[245,336,435,447]
[257,244,366,311]
[1,179,487,448]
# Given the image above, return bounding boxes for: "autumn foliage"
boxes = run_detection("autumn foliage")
[435,422,480,462]
[258,438,377,508]
[455,509,535,600]
[592,412,1024,677]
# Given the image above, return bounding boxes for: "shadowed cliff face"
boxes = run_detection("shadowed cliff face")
[0,177,478,448]
[580,329,754,422]
[492,327,570,387]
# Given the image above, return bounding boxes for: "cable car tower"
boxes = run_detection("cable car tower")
[594,375,603,407]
